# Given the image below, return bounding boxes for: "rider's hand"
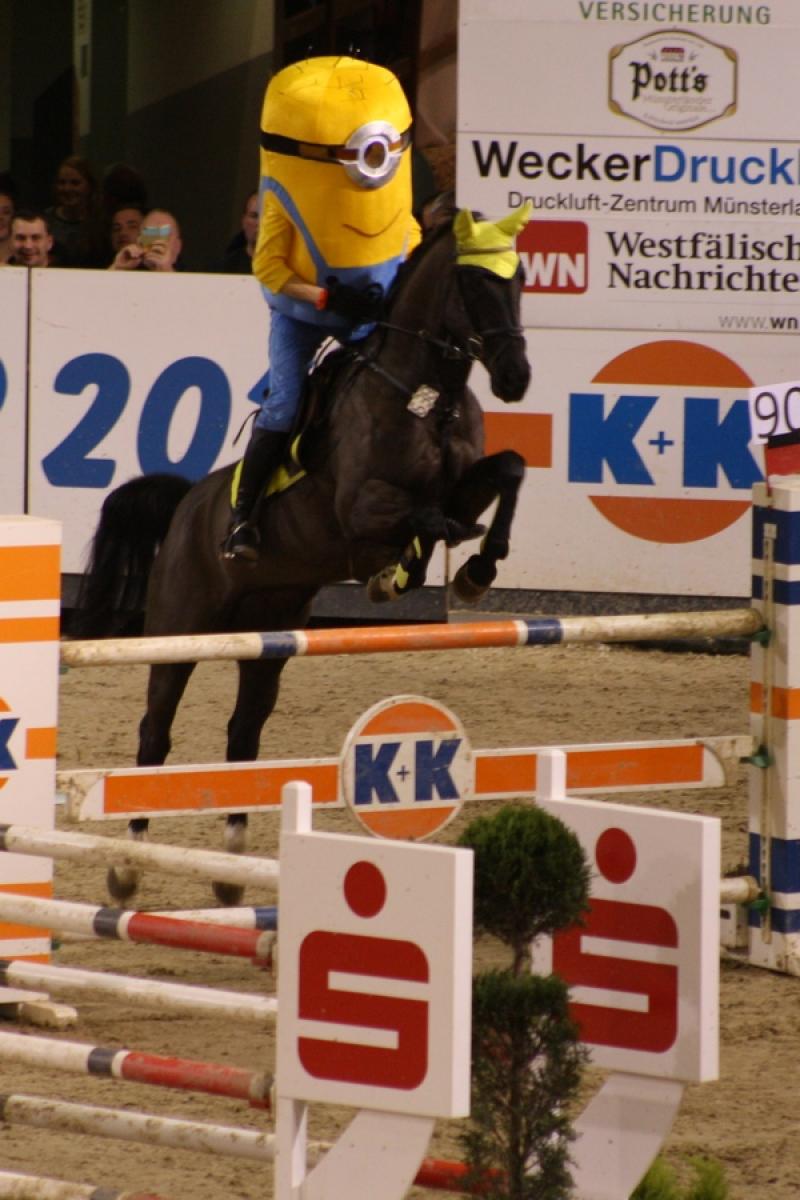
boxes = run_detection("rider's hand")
[320,277,384,323]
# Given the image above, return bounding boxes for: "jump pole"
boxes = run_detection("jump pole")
[0,1094,276,1163]
[0,959,276,1025]
[0,824,278,892]
[0,890,274,961]
[60,607,764,667]
[0,1172,169,1200]
[0,1094,489,1196]
[0,1028,271,1107]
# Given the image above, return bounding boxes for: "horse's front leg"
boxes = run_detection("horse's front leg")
[366,528,437,603]
[447,449,526,604]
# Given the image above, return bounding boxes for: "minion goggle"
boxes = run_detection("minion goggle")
[260,121,411,189]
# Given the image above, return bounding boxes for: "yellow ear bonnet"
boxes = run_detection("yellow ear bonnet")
[454,201,532,279]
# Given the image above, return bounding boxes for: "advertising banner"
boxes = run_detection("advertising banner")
[457,0,796,595]
[459,1,798,336]
[0,269,28,516]
[533,792,719,1083]
[28,269,270,574]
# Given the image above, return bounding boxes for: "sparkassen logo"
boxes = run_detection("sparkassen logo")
[609,30,737,133]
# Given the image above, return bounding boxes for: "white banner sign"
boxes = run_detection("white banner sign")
[533,793,719,1083]
[747,378,800,444]
[459,1,800,333]
[0,268,29,515]
[27,269,269,573]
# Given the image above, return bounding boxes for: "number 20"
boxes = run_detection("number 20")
[42,352,232,487]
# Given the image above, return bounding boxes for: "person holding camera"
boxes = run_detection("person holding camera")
[108,207,183,271]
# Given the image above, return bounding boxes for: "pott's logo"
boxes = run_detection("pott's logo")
[609,30,737,132]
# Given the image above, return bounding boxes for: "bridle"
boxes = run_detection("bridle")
[350,257,525,400]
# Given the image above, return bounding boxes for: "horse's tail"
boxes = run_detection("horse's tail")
[72,473,193,637]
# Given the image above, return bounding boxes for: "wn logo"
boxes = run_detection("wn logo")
[567,340,762,543]
[517,220,588,294]
[341,696,472,840]
[0,697,19,791]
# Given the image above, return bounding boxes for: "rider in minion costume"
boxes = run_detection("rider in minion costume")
[222,55,421,561]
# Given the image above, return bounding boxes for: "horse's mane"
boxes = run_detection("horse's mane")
[384,212,456,310]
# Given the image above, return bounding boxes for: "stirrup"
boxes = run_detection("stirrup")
[221,520,260,562]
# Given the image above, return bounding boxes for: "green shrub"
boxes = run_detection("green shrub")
[463,970,586,1200]
[458,804,591,1198]
[631,1156,729,1200]
[458,803,591,973]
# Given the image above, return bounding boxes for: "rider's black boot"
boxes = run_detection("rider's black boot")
[221,428,286,562]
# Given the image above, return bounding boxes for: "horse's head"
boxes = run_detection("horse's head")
[452,203,532,403]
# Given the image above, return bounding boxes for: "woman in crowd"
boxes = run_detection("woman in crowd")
[45,155,105,267]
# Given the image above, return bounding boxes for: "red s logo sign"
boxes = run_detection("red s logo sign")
[298,930,429,1089]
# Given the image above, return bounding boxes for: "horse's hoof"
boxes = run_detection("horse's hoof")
[451,557,497,605]
[367,567,397,603]
[213,880,246,907]
[106,865,140,903]
[223,819,247,855]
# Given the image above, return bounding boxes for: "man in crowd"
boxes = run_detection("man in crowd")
[10,209,53,267]
[108,207,183,271]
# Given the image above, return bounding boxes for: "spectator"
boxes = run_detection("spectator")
[108,207,183,272]
[100,162,149,220]
[214,191,258,274]
[45,154,104,267]
[9,209,53,267]
[107,203,145,262]
[0,187,15,265]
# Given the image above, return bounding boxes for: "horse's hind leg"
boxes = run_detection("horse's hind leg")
[448,450,526,604]
[107,662,197,903]
[211,657,290,906]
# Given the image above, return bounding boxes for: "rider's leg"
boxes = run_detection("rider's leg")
[221,426,287,561]
[222,313,326,562]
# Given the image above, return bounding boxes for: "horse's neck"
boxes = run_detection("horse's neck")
[377,239,454,381]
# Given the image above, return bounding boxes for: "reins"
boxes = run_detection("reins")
[348,263,524,401]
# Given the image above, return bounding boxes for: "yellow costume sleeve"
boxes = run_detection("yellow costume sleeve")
[406,214,422,257]
[252,194,296,295]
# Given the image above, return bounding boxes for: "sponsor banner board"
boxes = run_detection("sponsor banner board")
[28,270,274,574]
[0,269,28,515]
[458,1,800,333]
[278,814,473,1116]
[532,793,719,1083]
[450,329,800,596]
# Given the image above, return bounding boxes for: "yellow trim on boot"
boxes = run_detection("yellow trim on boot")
[230,435,307,505]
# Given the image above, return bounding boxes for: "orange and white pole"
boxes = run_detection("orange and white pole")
[0,517,61,961]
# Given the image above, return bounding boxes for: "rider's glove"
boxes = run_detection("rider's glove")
[318,277,384,323]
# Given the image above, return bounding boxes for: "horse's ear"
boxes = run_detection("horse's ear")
[453,207,478,246]
[494,200,532,239]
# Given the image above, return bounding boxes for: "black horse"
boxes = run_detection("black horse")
[76,204,531,903]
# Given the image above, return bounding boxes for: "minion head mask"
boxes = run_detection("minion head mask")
[261,56,412,191]
[259,56,416,270]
